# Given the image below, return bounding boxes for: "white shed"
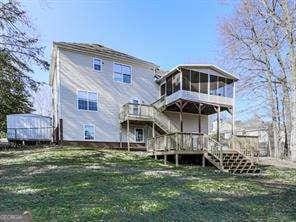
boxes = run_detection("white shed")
[7,114,52,141]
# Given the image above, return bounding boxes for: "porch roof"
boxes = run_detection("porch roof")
[156,64,239,83]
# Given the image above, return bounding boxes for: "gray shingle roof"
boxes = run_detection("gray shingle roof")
[53,42,158,67]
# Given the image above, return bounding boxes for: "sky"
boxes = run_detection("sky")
[23,0,259,121]
[23,0,235,83]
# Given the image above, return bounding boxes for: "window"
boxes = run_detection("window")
[77,91,98,111]
[199,72,208,94]
[113,63,132,84]
[225,79,234,98]
[182,69,190,91]
[160,83,166,97]
[172,72,181,93]
[210,75,218,95]
[217,77,226,97]
[135,128,144,142]
[84,124,95,140]
[93,58,102,71]
[166,75,172,96]
[191,71,200,92]
[131,98,140,115]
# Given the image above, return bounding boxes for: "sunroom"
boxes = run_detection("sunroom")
[154,64,238,139]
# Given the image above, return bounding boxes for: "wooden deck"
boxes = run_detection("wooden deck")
[146,132,260,174]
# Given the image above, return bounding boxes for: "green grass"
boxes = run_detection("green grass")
[0,147,295,221]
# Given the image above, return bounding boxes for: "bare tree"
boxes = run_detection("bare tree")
[220,0,296,160]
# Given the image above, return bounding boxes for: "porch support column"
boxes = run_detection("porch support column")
[152,122,155,138]
[119,124,122,148]
[231,107,235,136]
[175,154,179,166]
[198,103,202,134]
[202,153,205,167]
[176,100,188,133]
[127,119,130,152]
[217,105,220,142]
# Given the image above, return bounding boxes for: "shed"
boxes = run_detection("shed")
[7,114,52,142]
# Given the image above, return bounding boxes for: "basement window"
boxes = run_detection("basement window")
[84,124,95,140]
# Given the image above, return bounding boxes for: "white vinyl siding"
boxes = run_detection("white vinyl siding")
[77,90,98,111]
[113,62,132,84]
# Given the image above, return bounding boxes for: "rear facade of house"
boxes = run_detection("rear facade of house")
[50,42,237,149]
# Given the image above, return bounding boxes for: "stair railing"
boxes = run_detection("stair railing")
[229,135,259,164]
[150,106,179,133]
[205,136,224,169]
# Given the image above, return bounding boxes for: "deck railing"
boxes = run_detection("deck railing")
[229,135,259,162]
[119,103,179,133]
[147,132,208,152]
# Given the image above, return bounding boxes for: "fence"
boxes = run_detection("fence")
[7,127,52,141]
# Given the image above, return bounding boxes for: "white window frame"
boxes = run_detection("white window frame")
[130,97,140,115]
[134,127,144,143]
[93,58,102,72]
[77,90,99,112]
[113,62,132,85]
[83,124,95,140]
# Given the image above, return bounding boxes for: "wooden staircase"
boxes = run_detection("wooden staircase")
[205,150,260,174]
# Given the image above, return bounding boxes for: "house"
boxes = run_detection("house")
[50,42,236,145]
[50,42,259,173]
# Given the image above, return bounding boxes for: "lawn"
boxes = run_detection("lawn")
[0,147,295,221]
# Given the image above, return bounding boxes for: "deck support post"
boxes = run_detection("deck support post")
[127,119,130,152]
[198,103,202,134]
[217,105,220,142]
[119,124,122,149]
[231,107,235,136]
[164,155,167,165]
[152,122,155,138]
[202,154,205,167]
[154,154,157,160]
[175,154,179,166]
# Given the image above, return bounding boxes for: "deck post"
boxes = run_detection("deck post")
[152,122,155,138]
[127,119,130,152]
[231,107,235,136]
[198,103,202,134]
[164,154,167,165]
[217,105,220,142]
[202,153,205,167]
[119,124,122,149]
[232,82,236,136]
[175,154,179,166]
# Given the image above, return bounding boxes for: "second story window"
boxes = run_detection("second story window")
[113,63,132,84]
[77,90,98,111]
[93,58,102,71]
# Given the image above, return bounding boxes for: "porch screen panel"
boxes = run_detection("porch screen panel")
[172,72,181,93]
[210,75,218,95]
[190,70,199,92]
[200,72,208,94]
[225,79,234,98]
[166,75,172,96]
[217,77,226,96]
[182,69,190,91]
